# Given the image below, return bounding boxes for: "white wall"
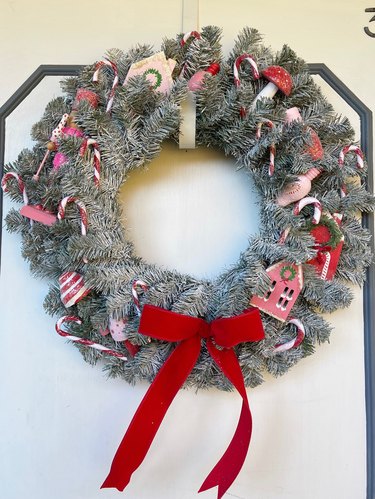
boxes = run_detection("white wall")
[0,1,373,498]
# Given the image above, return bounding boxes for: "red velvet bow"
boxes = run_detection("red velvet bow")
[101,304,264,498]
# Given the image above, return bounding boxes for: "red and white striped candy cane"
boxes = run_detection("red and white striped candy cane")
[278,226,290,245]
[58,196,88,235]
[339,144,364,170]
[80,138,101,187]
[293,196,322,225]
[274,317,305,353]
[1,172,29,205]
[338,145,364,198]
[132,279,149,316]
[233,53,260,87]
[180,30,201,47]
[256,119,276,176]
[33,113,70,181]
[279,197,322,244]
[179,31,202,78]
[93,59,119,113]
[234,54,259,117]
[56,316,128,361]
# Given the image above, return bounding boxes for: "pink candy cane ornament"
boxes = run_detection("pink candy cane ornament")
[2,172,58,226]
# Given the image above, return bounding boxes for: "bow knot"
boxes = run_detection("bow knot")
[198,319,211,339]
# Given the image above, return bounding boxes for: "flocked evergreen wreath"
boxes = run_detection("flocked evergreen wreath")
[2,26,374,496]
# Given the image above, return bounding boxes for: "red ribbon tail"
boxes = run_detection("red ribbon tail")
[198,341,252,499]
[101,335,201,491]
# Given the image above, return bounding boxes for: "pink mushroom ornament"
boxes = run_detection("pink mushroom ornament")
[252,65,293,108]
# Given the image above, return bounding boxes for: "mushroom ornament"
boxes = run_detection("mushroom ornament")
[252,65,293,108]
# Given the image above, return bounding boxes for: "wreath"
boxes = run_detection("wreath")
[2,26,374,497]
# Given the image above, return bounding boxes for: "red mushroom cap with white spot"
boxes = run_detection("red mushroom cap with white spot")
[261,65,293,96]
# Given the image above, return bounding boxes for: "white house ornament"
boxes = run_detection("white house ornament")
[2,26,374,499]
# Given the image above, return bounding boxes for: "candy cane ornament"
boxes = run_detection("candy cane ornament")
[180,30,201,47]
[274,317,305,352]
[279,196,322,246]
[132,279,149,316]
[256,120,276,176]
[293,196,322,225]
[233,53,260,87]
[178,31,202,79]
[339,144,364,170]
[1,171,34,226]
[338,145,364,198]
[33,113,70,181]
[56,316,128,361]
[93,59,119,113]
[57,196,88,236]
[1,172,29,205]
[80,138,101,187]
[233,54,260,117]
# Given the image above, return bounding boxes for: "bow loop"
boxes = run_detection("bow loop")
[211,307,265,348]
